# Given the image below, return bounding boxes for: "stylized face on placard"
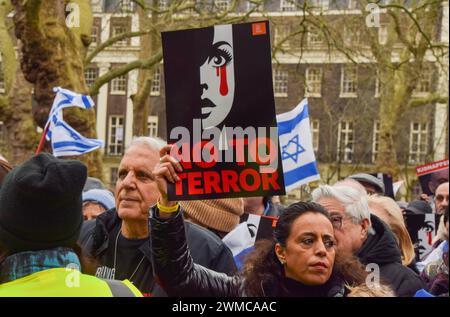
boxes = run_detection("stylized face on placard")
[415,214,436,260]
[200,25,235,129]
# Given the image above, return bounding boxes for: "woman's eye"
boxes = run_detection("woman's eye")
[209,48,232,67]
[423,222,434,232]
[301,239,314,246]
[212,55,227,67]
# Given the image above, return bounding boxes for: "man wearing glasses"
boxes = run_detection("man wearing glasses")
[312,183,424,297]
[434,182,449,216]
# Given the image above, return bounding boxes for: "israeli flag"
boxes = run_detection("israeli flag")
[277,99,320,192]
[45,87,104,157]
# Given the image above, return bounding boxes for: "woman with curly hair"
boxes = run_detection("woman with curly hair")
[149,145,393,297]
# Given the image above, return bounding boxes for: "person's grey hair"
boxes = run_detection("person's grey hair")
[312,184,373,230]
[335,178,368,195]
[126,136,167,153]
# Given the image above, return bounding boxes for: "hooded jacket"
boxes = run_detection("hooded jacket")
[357,214,424,297]
[79,208,237,296]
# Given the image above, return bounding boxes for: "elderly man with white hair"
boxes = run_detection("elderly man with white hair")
[79,137,237,296]
[312,183,424,297]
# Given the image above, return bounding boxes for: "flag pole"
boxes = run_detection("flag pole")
[35,123,50,155]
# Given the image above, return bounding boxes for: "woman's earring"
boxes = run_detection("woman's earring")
[278,258,286,265]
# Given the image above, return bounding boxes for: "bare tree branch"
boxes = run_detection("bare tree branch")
[88,49,162,96]
[85,30,151,65]
[388,9,417,55]
[408,94,448,108]
[380,3,437,51]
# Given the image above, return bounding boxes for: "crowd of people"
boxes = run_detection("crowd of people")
[0,137,448,297]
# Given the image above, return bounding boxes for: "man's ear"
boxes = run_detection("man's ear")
[360,218,371,239]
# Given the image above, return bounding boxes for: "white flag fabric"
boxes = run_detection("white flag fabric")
[276,99,320,192]
[393,180,404,196]
[45,87,104,157]
[222,214,262,270]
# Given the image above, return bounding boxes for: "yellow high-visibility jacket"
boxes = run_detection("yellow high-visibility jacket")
[0,268,142,297]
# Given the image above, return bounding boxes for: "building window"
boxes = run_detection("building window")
[378,25,388,45]
[340,66,357,97]
[110,167,118,188]
[307,26,324,46]
[311,119,320,152]
[281,0,297,12]
[111,74,127,95]
[375,72,380,98]
[84,67,99,87]
[305,67,322,97]
[413,66,432,96]
[247,0,263,11]
[150,67,161,96]
[372,121,380,163]
[121,0,134,12]
[111,25,128,46]
[147,116,159,137]
[309,0,328,11]
[344,26,360,46]
[275,25,291,48]
[91,25,99,45]
[215,0,230,11]
[348,0,359,9]
[158,0,169,11]
[337,120,354,163]
[108,116,124,156]
[409,122,429,163]
[273,69,288,97]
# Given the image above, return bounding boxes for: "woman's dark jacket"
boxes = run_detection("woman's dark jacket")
[150,207,347,297]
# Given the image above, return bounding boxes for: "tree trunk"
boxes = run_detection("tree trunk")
[131,4,160,136]
[1,0,37,164]
[11,0,103,179]
[0,0,15,118]
[5,70,38,165]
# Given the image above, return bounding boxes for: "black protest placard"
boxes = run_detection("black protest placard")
[404,213,440,261]
[240,212,278,241]
[415,159,449,196]
[370,173,394,199]
[162,21,285,201]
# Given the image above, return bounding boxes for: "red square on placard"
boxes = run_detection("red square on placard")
[252,22,266,36]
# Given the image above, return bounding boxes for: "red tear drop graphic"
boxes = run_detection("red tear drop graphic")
[219,66,228,96]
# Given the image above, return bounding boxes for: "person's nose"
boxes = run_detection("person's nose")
[121,171,137,190]
[315,240,327,258]
[200,83,208,96]
[443,197,449,207]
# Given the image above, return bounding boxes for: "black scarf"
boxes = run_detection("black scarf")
[263,274,346,297]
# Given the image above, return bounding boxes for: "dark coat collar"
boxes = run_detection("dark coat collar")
[91,208,152,260]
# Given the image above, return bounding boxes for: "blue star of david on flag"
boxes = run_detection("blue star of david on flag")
[281,135,305,164]
[277,99,320,192]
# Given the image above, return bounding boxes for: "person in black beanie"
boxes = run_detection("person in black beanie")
[0,153,141,297]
